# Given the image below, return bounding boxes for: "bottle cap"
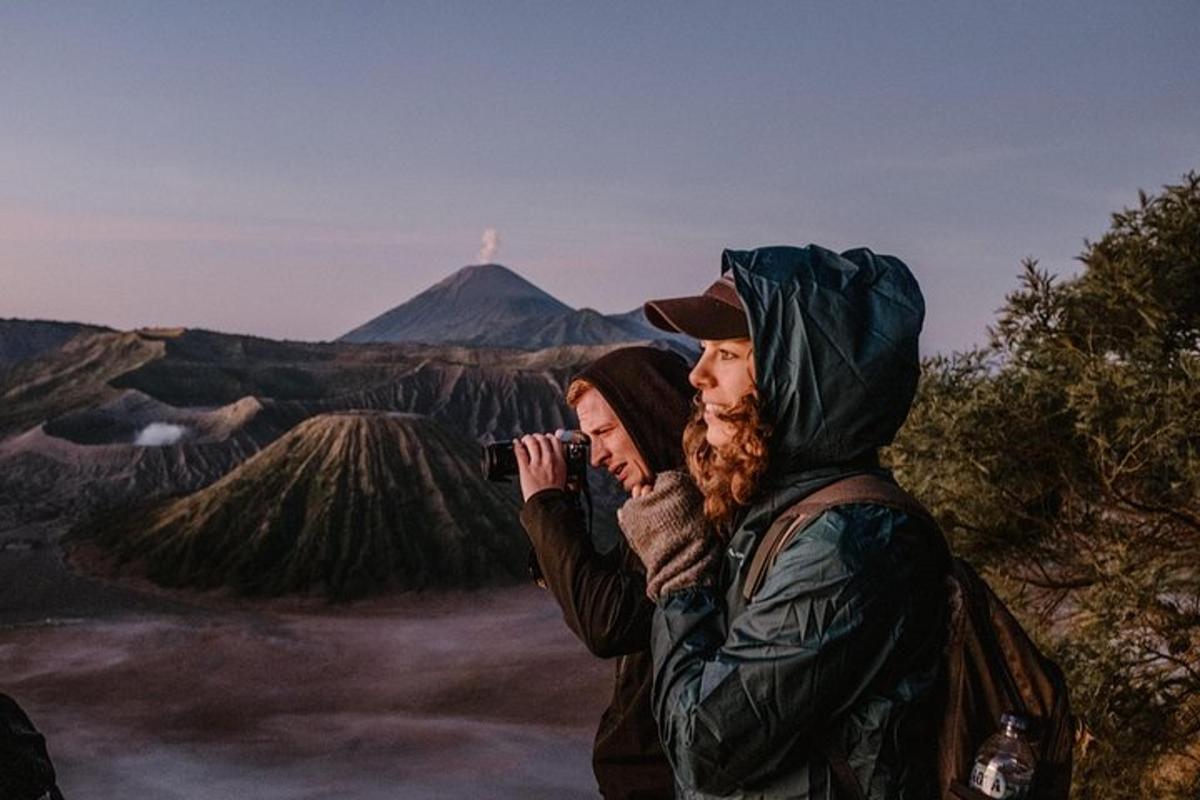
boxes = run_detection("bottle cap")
[1000,713,1030,732]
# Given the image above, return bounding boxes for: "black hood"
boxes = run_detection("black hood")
[573,346,694,475]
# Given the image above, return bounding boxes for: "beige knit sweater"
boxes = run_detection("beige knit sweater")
[617,470,722,601]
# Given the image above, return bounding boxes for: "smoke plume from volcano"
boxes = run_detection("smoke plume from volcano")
[134,422,190,446]
[478,228,500,264]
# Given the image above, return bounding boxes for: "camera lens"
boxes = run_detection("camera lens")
[480,431,590,482]
[481,442,518,482]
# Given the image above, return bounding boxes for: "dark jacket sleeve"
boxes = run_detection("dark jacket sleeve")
[520,488,655,658]
[650,506,934,795]
[0,694,60,800]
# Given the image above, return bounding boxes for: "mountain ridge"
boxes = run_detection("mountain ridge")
[0,319,114,369]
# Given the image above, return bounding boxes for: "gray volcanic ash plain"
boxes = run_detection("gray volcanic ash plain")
[4,588,611,799]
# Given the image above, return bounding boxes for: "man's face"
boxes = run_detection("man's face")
[574,388,652,492]
[689,337,756,449]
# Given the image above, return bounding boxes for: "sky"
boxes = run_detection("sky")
[1,1,1197,354]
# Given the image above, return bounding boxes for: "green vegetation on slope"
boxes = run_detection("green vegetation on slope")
[889,172,1200,799]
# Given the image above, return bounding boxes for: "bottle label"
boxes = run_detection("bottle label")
[970,759,1028,799]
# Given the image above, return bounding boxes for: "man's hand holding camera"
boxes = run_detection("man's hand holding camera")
[514,431,569,501]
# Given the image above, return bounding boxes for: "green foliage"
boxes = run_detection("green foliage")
[889,173,1200,798]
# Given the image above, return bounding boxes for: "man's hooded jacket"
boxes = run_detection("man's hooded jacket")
[650,246,949,799]
[520,345,693,800]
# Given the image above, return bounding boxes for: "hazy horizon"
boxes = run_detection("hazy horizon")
[2,2,1198,354]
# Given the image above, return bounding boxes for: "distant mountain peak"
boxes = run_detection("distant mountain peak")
[447,262,511,278]
[338,262,695,353]
[426,263,569,308]
[339,263,571,346]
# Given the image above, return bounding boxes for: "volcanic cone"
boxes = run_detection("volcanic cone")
[97,412,527,599]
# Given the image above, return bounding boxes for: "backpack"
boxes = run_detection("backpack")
[741,474,1074,800]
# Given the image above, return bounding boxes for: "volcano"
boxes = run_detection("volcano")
[338,263,690,350]
[340,263,574,346]
[94,412,529,599]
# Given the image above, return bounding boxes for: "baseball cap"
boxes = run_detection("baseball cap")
[643,273,750,340]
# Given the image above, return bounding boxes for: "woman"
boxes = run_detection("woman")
[620,246,949,799]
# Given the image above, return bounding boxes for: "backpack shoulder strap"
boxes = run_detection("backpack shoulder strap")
[741,473,935,601]
[739,476,943,799]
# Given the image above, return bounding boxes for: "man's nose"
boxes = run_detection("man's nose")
[689,361,712,390]
[590,443,608,467]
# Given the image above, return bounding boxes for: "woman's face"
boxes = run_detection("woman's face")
[689,338,756,449]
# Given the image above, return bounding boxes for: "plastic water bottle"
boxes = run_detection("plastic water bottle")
[969,713,1036,799]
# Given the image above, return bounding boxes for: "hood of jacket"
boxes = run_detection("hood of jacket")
[724,244,924,481]
[718,245,924,538]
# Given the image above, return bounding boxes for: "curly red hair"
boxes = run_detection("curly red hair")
[683,392,771,531]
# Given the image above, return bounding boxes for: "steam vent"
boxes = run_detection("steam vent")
[98,412,528,599]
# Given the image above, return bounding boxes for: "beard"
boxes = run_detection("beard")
[683,393,771,531]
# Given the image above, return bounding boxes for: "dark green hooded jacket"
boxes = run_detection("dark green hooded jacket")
[651,246,949,799]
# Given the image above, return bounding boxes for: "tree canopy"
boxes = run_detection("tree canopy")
[889,172,1200,799]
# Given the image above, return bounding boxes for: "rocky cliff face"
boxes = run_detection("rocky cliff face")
[0,329,168,439]
[96,413,529,599]
[0,414,265,536]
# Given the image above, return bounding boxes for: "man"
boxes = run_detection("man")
[515,345,712,799]
[620,246,949,799]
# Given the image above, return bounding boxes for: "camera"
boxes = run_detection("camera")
[481,430,590,482]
